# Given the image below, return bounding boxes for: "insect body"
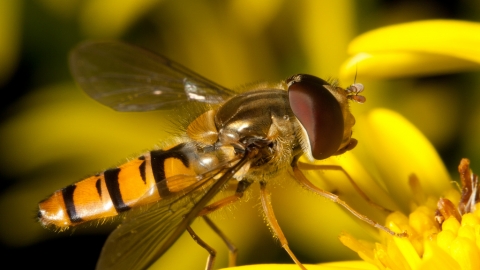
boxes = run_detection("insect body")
[37,41,392,270]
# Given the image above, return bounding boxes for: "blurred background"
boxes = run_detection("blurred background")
[1,0,480,269]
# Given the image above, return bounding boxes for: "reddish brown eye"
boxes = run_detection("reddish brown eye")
[287,74,344,160]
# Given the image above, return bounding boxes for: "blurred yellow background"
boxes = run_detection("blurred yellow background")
[1,0,480,269]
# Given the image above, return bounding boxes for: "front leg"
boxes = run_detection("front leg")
[197,179,252,267]
[296,161,392,212]
[259,181,307,270]
[198,180,252,216]
[291,156,407,237]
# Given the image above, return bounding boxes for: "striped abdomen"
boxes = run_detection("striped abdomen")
[38,143,200,228]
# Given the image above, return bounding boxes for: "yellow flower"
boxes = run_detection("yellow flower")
[331,20,480,270]
[337,110,480,268]
[339,20,480,80]
[340,159,480,270]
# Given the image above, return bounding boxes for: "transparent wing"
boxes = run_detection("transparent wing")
[96,156,246,270]
[69,40,236,111]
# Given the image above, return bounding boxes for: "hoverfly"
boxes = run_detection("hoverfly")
[38,41,403,270]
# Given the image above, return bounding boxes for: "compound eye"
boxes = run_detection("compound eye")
[287,74,344,160]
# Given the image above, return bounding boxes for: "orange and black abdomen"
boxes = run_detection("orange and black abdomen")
[38,143,197,228]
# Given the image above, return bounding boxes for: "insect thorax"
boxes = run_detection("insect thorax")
[187,89,304,181]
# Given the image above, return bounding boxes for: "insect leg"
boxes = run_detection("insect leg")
[203,216,237,267]
[174,149,258,270]
[292,158,407,237]
[197,180,252,267]
[296,161,392,212]
[157,152,253,268]
[186,226,216,270]
[259,181,306,270]
[198,180,252,216]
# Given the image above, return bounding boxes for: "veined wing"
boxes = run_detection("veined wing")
[96,155,248,270]
[69,41,236,112]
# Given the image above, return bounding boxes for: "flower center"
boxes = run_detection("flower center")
[340,158,480,270]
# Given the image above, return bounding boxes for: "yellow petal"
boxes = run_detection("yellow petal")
[340,20,480,79]
[298,0,356,77]
[79,0,162,37]
[0,0,21,85]
[339,232,377,265]
[228,0,283,35]
[0,84,170,175]
[420,241,460,270]
[355,109,451,212]
[450,237,480,270]
[392,228,421,269]
[340,51,478,80]
[220,261,377,270]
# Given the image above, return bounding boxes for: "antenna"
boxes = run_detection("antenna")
[346,64,365,104]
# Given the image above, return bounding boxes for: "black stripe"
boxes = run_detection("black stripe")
[139,156,146,184]
[95,178,102,198]
[150,144,190,197]
[104,168,130,212]
[62,184,83,223]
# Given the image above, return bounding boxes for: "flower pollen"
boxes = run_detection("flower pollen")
[340,158,480,270]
